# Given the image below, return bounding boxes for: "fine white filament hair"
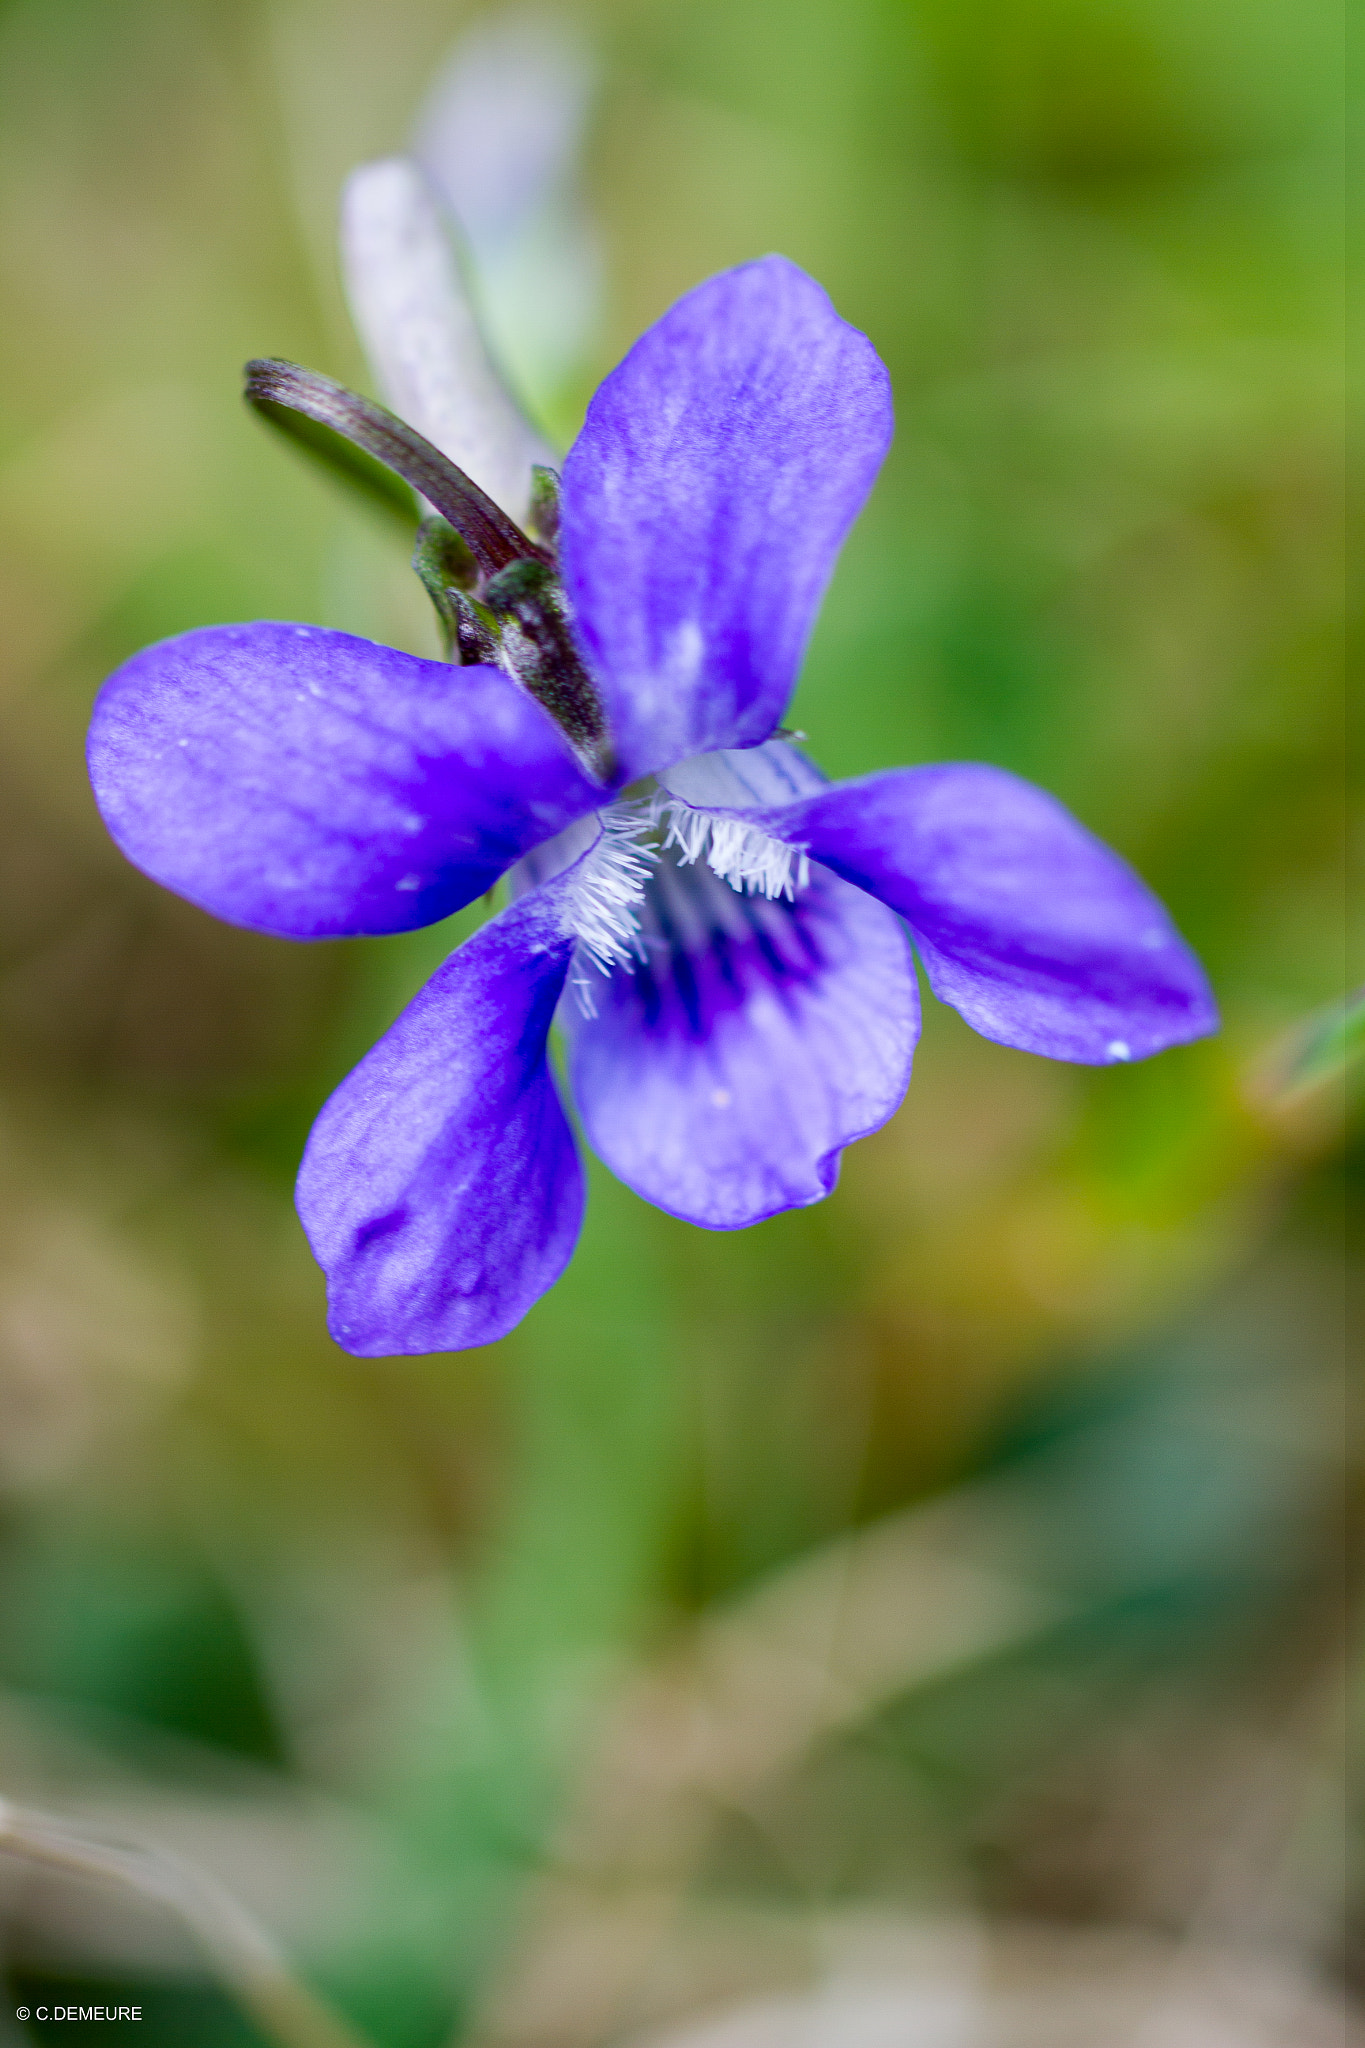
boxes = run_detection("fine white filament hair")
[656,798,811,901]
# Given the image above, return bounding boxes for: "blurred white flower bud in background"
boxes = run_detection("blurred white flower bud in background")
[413,8,603,420]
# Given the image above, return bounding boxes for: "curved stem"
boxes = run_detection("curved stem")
[245,360,549,582]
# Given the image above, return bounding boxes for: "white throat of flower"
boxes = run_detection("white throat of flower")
[561,795,810,1012]
[565,807,657,976]
[654,795,810,901]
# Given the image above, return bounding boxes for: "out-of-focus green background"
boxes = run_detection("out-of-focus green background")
[0,1,1349,2044]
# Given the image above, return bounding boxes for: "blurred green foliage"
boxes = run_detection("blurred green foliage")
[0,0,1347,2043]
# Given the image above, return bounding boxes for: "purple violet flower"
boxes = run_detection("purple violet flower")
[87,253,1217,1356]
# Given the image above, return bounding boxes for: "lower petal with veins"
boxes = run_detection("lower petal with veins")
[296,883,583,1356]
[563,849,919,1229]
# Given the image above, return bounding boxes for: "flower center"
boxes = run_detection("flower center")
[556,794,810,1013]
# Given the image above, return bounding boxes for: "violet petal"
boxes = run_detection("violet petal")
[744,762,1219,1062]
[88,621,600,938]
[559,256,892,780]
[564,852,918,1228]
[296,881,583,1356]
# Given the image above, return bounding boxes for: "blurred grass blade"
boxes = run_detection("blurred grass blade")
[1279,988,1365,1095]
[0,1798,375,2048]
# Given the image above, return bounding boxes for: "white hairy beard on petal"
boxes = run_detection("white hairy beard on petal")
[653,794,810,901]
[508,778,814,1018]
[562,809,818,1028]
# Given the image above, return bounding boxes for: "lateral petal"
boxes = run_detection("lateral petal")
[563,852,918,1229]
[296,881,583,1356]
[747,763,1218,1063]
[559,256,892,780]
[88,621,600,938]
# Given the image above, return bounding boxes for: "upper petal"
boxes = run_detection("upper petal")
[88,621,601,938]
[296,878,583,1356]
[559,256,892,780]
[563,851,919,1229]
[744,762,1218,1063]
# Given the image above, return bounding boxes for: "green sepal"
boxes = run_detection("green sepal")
[483,557,612,777]
[484,556,557,611]
[412,518,499,663]
[528,465,562,550]
[413,515,478,597]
